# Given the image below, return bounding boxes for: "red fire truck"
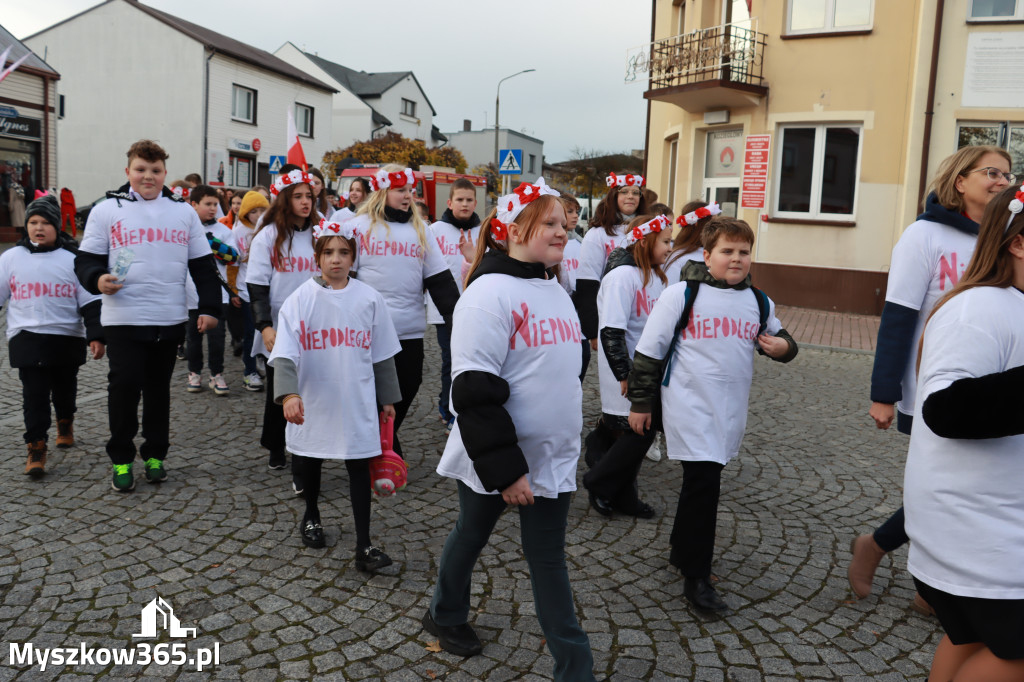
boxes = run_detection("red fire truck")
[335,166,487,220]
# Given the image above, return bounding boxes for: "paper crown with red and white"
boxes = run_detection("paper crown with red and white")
[676,202,722,226]
[313,218,358,242]
[625,214,672,246]
[490,177,561,241]
[606,172,645,188]
[368,168,415,193]
[1008,184,1024,232]
[270,169,312,196]
[171,186,190,200]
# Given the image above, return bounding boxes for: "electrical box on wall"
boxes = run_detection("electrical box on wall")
[704,110,730,125]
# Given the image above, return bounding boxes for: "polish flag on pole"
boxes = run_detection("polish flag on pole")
[287,108,308,170]
[0,45,32,85]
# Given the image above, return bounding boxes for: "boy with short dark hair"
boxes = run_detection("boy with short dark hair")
[427,178,480,431]
[626,216,798,612]
[76,139,222,491]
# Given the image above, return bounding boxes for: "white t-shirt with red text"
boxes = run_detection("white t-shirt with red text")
[0,246,100,340]
[229,220,256,302]
[597,265,666,416]
[577,224,627,282]
[269,278,401,460]
[635,281,782,465]
[436,273,583,498]
[558,237,583,295]
[425,220,481,325]
[349,215,449,340]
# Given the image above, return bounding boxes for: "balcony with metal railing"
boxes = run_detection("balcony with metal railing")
[626,22,768,112]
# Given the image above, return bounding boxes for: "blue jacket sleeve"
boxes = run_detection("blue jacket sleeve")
[870,301,919,404]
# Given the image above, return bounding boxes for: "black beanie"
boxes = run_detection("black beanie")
[25,194,61,230]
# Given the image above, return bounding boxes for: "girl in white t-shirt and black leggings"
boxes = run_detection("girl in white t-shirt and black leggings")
[347,165,460,459]
[904,182,1024,680]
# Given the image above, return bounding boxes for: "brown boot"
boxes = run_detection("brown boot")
[848,534,887,598]
[56,418,74,448]
[25,441,47,477]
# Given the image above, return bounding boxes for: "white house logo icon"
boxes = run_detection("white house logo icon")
[132,597,197,639]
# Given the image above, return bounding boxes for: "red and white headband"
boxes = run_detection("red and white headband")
[490,177,560,241]
[625,214,672,246]
[676,202,722,226]
[606,172,645,188]
[271,169,312,196]
[1008,184,1024,232]
[368,168,415,193]
[172,186,190,200]
[313,218,358,242]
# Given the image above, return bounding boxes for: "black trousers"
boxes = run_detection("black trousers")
[19,365,79,443]
[260,364,300,475]
[582,425,654,509]
[391,338,424,458]
[186,307,226,375]
[669,460,725,578]
[105,325,185,465]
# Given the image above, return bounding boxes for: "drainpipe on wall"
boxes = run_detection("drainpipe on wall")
[917,0,945,209]
[43,74,50,188]
[202,48,216,181]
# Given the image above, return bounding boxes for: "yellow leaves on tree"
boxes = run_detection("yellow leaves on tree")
[322,132,468,180]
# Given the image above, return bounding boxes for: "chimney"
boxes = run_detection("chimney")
[463,119,472,132]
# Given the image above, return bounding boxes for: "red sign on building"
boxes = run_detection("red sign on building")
[741,135,771,210]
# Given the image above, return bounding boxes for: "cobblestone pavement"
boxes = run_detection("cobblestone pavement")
[0,326,941,681]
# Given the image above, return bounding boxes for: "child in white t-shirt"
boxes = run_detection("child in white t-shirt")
[627,217,798,613]
[664,200,719,285]
[270,219,402,570]
[557,192,589,381]
[424,178,595,681]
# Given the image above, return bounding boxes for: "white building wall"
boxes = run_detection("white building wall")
[273,43,372,152]
[25,1,204,202]
[206,54,333,181]
[444,130,544,175]
[370,76,435,145]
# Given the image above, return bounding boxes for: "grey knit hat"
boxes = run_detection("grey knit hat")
[25,194,61,230]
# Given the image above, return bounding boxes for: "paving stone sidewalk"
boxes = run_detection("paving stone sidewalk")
[0,324,940,680]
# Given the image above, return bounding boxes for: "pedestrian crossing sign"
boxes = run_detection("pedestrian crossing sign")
[268,155,286,174]
[499,149,523,175]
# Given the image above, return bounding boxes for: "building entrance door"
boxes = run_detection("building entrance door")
[702,129,742,217]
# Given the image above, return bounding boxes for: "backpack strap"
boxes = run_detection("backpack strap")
[751,285,770,337]
[661,280,699,387]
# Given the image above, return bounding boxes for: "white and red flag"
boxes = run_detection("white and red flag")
[286,108,308,170]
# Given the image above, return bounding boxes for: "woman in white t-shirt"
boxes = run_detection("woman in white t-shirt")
[329,177,370,223]
[575,173,648,352]
[270,219,402,570]
[246,169,319,484]
[347,165,460,459]
[664,200,718,285]
[424,179,595,681]
[904,182,1024,679]
[582,214,672,518]
[848,146,1013,609]
[556,192,590,381]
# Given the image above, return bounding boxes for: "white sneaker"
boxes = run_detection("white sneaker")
[243,372,264,392]
[645,433,663,462]
[186,372,202,393]
[209,374,230,396]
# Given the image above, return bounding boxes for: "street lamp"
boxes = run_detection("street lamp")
[494,69,536,194]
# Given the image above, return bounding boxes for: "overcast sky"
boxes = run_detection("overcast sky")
[6,0,651,163]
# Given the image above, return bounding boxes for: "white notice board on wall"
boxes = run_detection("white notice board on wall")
[962,32,1024,108]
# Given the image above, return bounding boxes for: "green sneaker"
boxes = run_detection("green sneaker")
[144,458,167,483]
[111,463,135,492]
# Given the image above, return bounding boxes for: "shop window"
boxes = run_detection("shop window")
[786,0,873,34]
[774,123,861,219]
[957,121,1024,179]
[295,103,313,137]
[230,156,254,188]
[968,0,1023,19]
[231,85,256,124]
[401,98,416,117]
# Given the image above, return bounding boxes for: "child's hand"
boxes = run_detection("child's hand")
[869,401,895,430]
[89,341,105,360]
[458,230,476,260]
[628,410,651,435]
[197,315,218,333]
[381,405,396,422]
[231,296,242,308]
[590,338,598,352]
[502,475,534,506]
[757,333,790,358]
[261,327,276,352]
[97,274,123,295]
[620,380,628,396]
[283,395,304,425]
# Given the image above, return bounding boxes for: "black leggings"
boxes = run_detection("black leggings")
[296,456,372,550]
[391,338,424,458]
[583,422,654,510]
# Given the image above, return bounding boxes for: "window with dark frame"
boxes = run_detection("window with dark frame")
[401,98,416,117]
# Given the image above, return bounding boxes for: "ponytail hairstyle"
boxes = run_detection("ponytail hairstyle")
[358,163,430,255]
[308,167,330,217]
[625,215,669,288]
[666,199,715,269]
[466,194,564,286]
[259,180,313,268]
[591,184,649,236]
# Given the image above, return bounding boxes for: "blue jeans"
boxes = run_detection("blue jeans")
[430,481,594,682]
[240,301,256,376]
[436,323,453,421]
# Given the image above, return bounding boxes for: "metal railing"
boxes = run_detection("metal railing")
[625,22,767,90]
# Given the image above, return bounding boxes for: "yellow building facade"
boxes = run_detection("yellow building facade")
[638,0,1024,313]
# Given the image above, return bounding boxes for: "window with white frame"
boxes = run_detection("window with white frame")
[295,103,313,137]
[401,98,416,117]
[956,121,1024,179]
[231,85,256,124]
[968,0,1023,19]
[774,123,862,220]
[786,0,873,34]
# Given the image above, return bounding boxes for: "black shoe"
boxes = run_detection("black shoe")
[300,520,325,548]
[588,490,614,517]
[421,610,483,657]
[354,545,393,572]
[268,450,286,470]
[618,500,657,519]
[175,345,186,361]
[683,577,729,612]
